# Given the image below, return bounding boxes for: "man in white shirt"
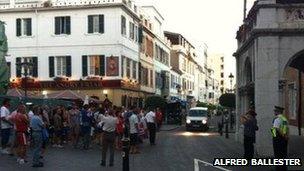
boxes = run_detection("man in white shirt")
[129,110,139,154]
[145,108,156,145]
[0,98,12,154]
[100,110,118,167]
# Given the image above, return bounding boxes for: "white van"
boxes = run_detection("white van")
[186,107,209,131]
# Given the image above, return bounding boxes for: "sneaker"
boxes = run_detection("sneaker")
[19,159,25,165]
[52,144,58,148]
[57,145,64,148]
[16,158,21,163]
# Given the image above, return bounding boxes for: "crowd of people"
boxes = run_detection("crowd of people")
[0,98,163,168]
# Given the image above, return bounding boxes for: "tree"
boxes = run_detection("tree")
[219,93,236,109]
[145,96,167,110]
[196,102,208,108]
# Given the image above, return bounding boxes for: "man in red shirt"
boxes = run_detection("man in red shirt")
[14,104,29,164]
[155,108,163,132]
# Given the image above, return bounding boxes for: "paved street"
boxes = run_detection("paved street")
[1,121,304,171]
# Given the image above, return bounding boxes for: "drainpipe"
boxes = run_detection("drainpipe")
[298,70,302,136]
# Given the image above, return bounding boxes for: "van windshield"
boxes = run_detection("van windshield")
[188,110,208,117]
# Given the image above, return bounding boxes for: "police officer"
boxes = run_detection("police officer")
[271,106,289,171]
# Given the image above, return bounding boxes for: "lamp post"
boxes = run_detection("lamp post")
[16,61,33,98]
[228,73,234,93]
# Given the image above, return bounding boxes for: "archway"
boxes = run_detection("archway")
[283,52,304,136]
[243,58,254,109]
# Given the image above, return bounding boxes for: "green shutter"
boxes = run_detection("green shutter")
[138,26,143,43]
[32,57,38,77]
[16,57,21,77]
[26,18,32,36]
[49,56,54,77]
[66,56,71,77]
[16,19,21,36]
[99,15,104,33]
[55,17,60,35]
[82,55,88,77]
[99,55,105,76]
[66,17,71,35]
[88,16,93,33]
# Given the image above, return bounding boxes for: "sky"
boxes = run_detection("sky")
[136,0,256,75]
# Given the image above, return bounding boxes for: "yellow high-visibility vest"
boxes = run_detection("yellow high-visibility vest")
[271,114,288,138]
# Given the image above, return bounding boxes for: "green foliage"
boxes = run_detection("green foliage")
[219,93,236,109]
[196,102,208,108]
[145,96,166,110]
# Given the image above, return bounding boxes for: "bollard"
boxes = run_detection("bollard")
[122,138,130,171]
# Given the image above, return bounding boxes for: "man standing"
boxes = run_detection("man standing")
[240,106,258,159]
[100,110,117,167]
[0,98,12,154]
[69,105,81,148]
[129,108,139,154]
[145,108,156,145]
[30,106,45,167]
[271,106,289,171]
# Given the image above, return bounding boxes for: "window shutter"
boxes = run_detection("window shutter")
[32,57,38,77]
[99,15,104,33]
[26,19,32,36]
[66,56,71,77]
[66,17,71,35]
[16,57,21,77]
[99,55,105,76]
[88,16,93,33]
[138,26,143,43]
[55,17,60,35]
[82,55,88,77]
[138,62,141,83]
[49,56,54,77]
[16,19,21,36]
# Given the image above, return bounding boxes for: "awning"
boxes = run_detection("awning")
[6,88,36,98]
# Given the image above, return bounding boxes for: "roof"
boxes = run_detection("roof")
[190,107,208,110]
[164,31,195,48]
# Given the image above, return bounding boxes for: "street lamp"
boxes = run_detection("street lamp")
[228,73,234,93]
[16,61,33,97]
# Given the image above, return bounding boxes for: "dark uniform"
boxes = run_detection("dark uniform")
[271,106,289,171]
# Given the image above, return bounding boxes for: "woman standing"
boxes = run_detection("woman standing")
[14,104,29,164]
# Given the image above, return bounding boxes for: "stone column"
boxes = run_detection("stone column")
[254,36,280,156]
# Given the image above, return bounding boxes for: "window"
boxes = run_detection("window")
[221,57,224,63]
[126,58,130,78]
[132,61,137,79]
[288,83,297,119]
[56,56,67,76]
[129,22,135,40]
[88,15,104,34]
[15,57,38,78]
[88,55,101,76]
[135,25,138,42]
[221,80,224,85]
[221,65,224,70]
[221,72,224,78]
[150,70,153,87]
[121,56,125,77]
[55,16,71,35]
[16,18,32,36]
[183,59,187,71]
[121,16,126,35]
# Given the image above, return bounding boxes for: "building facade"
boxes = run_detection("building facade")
[234,0,304,156]
[1,0,143,107]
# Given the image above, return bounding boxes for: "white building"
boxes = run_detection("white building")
[1,0,145,106]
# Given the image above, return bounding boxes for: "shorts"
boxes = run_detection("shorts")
[16,132,27,146]
[130,133,138,146]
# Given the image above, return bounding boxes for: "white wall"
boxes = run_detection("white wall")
[0,6,140,81]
